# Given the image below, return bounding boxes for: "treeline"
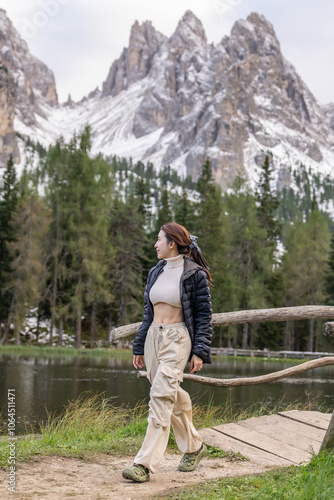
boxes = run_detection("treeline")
[1,127,334,351]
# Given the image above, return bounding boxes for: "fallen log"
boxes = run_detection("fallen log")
[212,306,334,327]
[109,322,141,341]
[138,356,334,387]
[110,306,334,342]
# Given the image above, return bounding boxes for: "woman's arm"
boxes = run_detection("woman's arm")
[192,269,213,363]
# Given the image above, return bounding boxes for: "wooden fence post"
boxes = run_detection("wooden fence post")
[320,322,334,452]
[323,322,334,338]
[320,412,334,453]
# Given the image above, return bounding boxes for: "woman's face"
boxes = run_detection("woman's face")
[154,230,175,259]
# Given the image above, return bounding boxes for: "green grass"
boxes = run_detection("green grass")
[0,393,332,499]
[0,393,147,465]
[0,345,133,359]
[0,393,242,466]
[212,355,307,365]
[0,392,329,468]
[166,452,334,499]
[0,345,313,363]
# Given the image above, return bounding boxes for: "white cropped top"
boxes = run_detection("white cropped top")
[149,254,184,308]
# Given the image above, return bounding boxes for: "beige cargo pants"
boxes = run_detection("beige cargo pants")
[134,322,203,473]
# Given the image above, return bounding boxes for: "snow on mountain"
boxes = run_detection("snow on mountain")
[2,8,334,196]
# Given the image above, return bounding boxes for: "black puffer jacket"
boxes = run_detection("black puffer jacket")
[133,256,213,363]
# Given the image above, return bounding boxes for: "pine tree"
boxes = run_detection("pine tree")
[108,195,147,327]
[193,159,229,331]
[134,175,152,229]
[39,138,70,344]
[155,188,172,232]
[0,173,50,344]
[195,159,223,254]
[311,190,318,212]
[255,154,281,244]
[255,154,284,347]
[173,183,195,229]
[0,155,18,323]
[223,175,272,348]
[40,127,114,347]
[84,229,115,346]
[325,232,334,306]
[282,209,331,350]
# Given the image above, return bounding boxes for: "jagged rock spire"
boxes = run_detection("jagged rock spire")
[102,20,165,97]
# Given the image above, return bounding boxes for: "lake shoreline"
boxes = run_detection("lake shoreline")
[1,347,333,435]
[0,344,318,364]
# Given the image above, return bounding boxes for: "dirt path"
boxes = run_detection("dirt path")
[0,453,277,499]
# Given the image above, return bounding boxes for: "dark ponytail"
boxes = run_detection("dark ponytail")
[161,222,213,285]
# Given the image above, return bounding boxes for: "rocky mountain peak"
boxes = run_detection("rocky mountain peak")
[171,9,207,48]
[125,10,332,187]
[102,10,209,100]
[126,20,165,81]
[0,8,59,167]
[77,10,334,189]
[0,8,58,121]
[247,12,277,34]
[129,19,162,47]
[227,11,281,61]
[102,19,165,97]
[128,10,211,139]
[2,9,334,194]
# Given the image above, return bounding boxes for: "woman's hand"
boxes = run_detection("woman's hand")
[133,355,145,369]
[190,354,203,374]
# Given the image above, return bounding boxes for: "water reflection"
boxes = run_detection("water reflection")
[0,354,333,433]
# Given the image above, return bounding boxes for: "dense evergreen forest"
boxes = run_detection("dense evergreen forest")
[1,126,334,352]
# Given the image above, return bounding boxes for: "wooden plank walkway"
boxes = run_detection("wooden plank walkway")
[199,411,331,467]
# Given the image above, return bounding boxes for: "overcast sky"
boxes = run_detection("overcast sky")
[1,0,333,105]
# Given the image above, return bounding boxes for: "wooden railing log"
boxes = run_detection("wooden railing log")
[212,306,334,327]
[110,306,334,342]
[109,322,141,342]
[138,356,334,387]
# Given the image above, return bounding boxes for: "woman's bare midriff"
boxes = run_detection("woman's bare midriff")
[153,302,184,324]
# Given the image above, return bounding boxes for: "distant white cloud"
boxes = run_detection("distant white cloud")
[1,0,333,104]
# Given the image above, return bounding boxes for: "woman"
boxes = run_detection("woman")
[123,222,213,483]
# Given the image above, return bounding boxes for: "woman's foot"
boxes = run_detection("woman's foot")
[177,443,207,472]
[122,463,150,482]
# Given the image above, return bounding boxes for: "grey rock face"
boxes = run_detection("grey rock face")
[324,103,334,134]
[100,10,333,189]
[0,10,58,121]
[277,165,292,192]
[1,7,333,188]
[0,65,20,166]
[0,8,58,166]
[102,20,166,97]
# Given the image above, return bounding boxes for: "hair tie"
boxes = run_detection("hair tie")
[189,233,211,272]
[189,234,200,252]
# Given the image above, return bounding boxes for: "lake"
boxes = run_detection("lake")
[1,353,334,433]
